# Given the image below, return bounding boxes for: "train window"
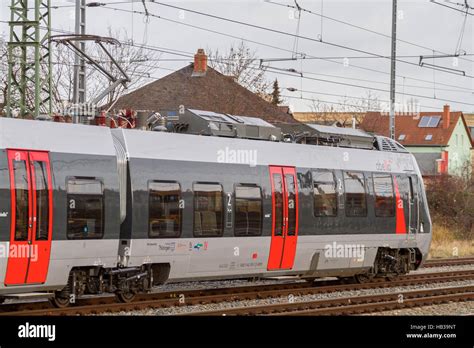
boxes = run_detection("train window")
[66,178,104,239]
[373,173,395,217]
[312,170,337,217]
[193,183,224,237]
[148,181,181,238]
[273,174,283,236]
[13,160,29,241]
[33,161,49,240]
[343,172,367,217]
[285,174,297,236]
[234,185,262,236]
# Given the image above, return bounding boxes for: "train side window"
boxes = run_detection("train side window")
[312,170,337,217]
[67,178,104,239]
[13,160,29,241]
[373,173,395,217]
[149,181,182,238]
[343,171,367,217]
[234,185,263,236]
[193,183,224,237]
[273,174,283,236]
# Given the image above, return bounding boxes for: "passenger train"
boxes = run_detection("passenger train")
[0,115,432,307]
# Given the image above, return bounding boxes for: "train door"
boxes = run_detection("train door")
[267,166,299,270]
[4,150,53,285]
[408,175,419,236]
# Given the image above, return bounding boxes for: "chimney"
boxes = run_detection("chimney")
[192,48,207,76]
[443,104,450,129]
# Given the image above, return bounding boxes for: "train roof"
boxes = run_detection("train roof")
[0,117,415,174]
[113,127,417,174]
[0,117,116,156]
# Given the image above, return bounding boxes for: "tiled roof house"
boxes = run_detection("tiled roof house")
[360,105,473,176]
[113,49,298,125]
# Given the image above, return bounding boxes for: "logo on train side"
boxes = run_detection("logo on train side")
[190,241,208,251]
[217,146,257,167]
[0,211,8,217]
[158,242,176,252]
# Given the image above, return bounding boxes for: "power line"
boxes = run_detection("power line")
[263,66,474,107]
[147,1,474,78]
[128,56,474,94]
[94,6,474,92]
[95,52,474,107]
[42,25,474,107]
[265,0,474,65]
[3,15,472,108]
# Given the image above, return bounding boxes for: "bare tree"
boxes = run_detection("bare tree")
[2,27,161,115]
[309,90,382,126]
[0,35,7,113]
[207,41,270,97]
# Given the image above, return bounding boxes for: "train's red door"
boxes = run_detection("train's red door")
[267,166,299,270]
[5,150,53,285]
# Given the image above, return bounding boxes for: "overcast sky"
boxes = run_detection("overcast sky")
[1,0,473,113]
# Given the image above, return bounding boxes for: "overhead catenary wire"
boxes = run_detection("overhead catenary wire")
[46,0,474,65]
[265,0,474,65]
[3,18,473,98]
[90,7,474,93]
[32,23,474,107]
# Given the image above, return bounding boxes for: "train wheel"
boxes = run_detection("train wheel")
[116,291,136,303]
[50,294,71,308]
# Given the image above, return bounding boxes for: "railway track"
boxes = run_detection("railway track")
[2,269,473,316]
[185,285,474,316]
[423,256,474,268]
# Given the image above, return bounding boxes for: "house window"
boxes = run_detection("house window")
[193,183,224,237]
[67,178,104,240]
[234,185,262,236]
[425,134,433,141]
[398,134,406,141]
[343,172,367,217]
[148,181,182,238]
[313,170,337,217]
[373,174,395,217]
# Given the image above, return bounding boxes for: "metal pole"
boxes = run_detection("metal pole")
[73,0,86,123]
[389,0,397,139]
[7,0,51,118]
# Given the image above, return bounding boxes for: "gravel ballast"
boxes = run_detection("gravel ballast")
[98,264,474,316]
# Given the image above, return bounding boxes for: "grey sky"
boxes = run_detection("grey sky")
[1,0,473,112]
